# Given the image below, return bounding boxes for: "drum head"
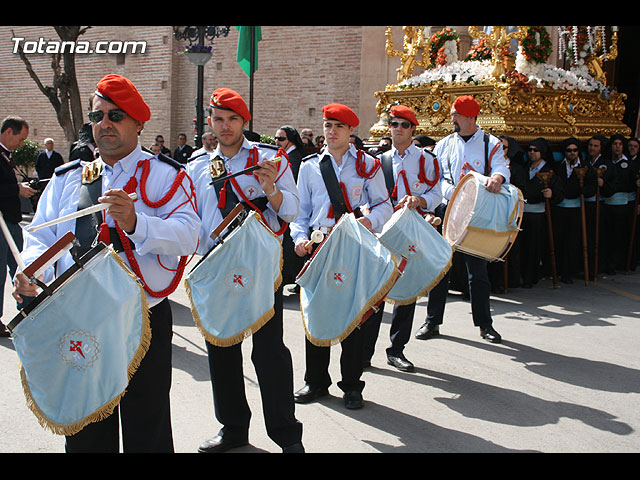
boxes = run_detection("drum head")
[443,174,478,246]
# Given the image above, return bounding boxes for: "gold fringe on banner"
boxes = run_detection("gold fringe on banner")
[302,255,404,347]
[19,248,151,437]
[185,215,284,348]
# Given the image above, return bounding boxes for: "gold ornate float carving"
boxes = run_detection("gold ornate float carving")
[371,26,630,145]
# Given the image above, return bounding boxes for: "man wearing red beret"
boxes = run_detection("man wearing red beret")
[361,104,442,372]
[14,73,201,452]
[188,87,304,453]
[291,103,392,409]
[415,95,509,344]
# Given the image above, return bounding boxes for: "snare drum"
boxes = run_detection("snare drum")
[184,211,283,347]
[9,243,149,436]
[443,171,524,261]
[379,206,453,304]
[296,213,404,347]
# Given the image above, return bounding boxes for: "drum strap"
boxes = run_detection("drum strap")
[319,155,362,220]
[75,177,135,256]
[380,152,395,198]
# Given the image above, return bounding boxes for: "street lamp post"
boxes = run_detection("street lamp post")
[173,26,230,149]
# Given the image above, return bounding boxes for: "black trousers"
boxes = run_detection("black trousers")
[520,211,549,285]
[303,325,365,394]
[601,203,633,272]
[552,206,582,279]
[205,285,302,448]
[362,301,415,363]
[425,253,492,328]
[65,298,174,453]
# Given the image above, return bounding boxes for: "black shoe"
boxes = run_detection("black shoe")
[198,435,248,453]
[415,322,439,340]
[294,384,329,404]
[560,276,573,284]
[387,353,415,372]
[282,442,305,453]
[343,390,364,409]
[480,326,502,344]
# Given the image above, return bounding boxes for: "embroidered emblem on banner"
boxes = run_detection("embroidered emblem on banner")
[227,267,252,295]
[59,330,100,370]
[404,241,421,259]
[328,268,350,290]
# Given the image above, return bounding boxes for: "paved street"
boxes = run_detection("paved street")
[1,253,639,453]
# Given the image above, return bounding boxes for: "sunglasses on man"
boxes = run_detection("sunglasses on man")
[88,109,128,123]
[389,120,412,129]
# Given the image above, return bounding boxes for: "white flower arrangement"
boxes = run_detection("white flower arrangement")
[398,49,608,95]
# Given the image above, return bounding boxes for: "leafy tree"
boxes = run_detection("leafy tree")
[12,26,91,144]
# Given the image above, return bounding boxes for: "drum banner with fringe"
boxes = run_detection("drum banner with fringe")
[378,206,453,305]
[185,211,283,347]
[10,244,150,436]
[296,213,403,347]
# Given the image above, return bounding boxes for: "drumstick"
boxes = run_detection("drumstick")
[0,211,28,273]
[304,230,324,249]
[210,156,282,185]
[26,192,138,233]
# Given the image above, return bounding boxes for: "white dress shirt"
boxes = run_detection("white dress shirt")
[434,127,511,203]
[290,144,392,244]
[186,138,299,255]
[22,145,201,306]
[388,143,442,211]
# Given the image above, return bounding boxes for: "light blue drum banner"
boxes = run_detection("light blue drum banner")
[185,212,283,347]
[11,247,150,436]
[379,207,453,305]
[297,214,401,346]
[467,173,522,233]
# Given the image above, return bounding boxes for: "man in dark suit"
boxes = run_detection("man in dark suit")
[0,116,36,336]
[173,133,193,164]
[35,138,64,180]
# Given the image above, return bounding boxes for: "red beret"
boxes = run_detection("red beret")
[210,88,251,122]
[452,95,480,118]
[322,103,359,127]
[95,74,150,122]
[389,105,418,126]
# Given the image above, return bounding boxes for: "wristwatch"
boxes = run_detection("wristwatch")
[265,183,279,198]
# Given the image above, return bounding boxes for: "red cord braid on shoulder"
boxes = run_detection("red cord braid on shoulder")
[116,158,197,298]
[355,150,380,179]
[417,154,440,188]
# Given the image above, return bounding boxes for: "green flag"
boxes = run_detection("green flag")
[235,26,261,77]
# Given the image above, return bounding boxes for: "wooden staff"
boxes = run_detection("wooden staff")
[593,167,605,282]
[536,171,558,288]
[574,167,590,285]
[626,176,640,274]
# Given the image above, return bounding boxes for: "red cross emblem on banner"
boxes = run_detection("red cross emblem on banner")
[333,272,344,283]
[408,244,417,253]
[233,274,245,287]
[70,340,85,359]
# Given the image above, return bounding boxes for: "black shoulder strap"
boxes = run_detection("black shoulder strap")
[55,159,82,176]
[380,151,395,197]
[319,155,348,219]
[157,153,184,170]
[484,132,490,176]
